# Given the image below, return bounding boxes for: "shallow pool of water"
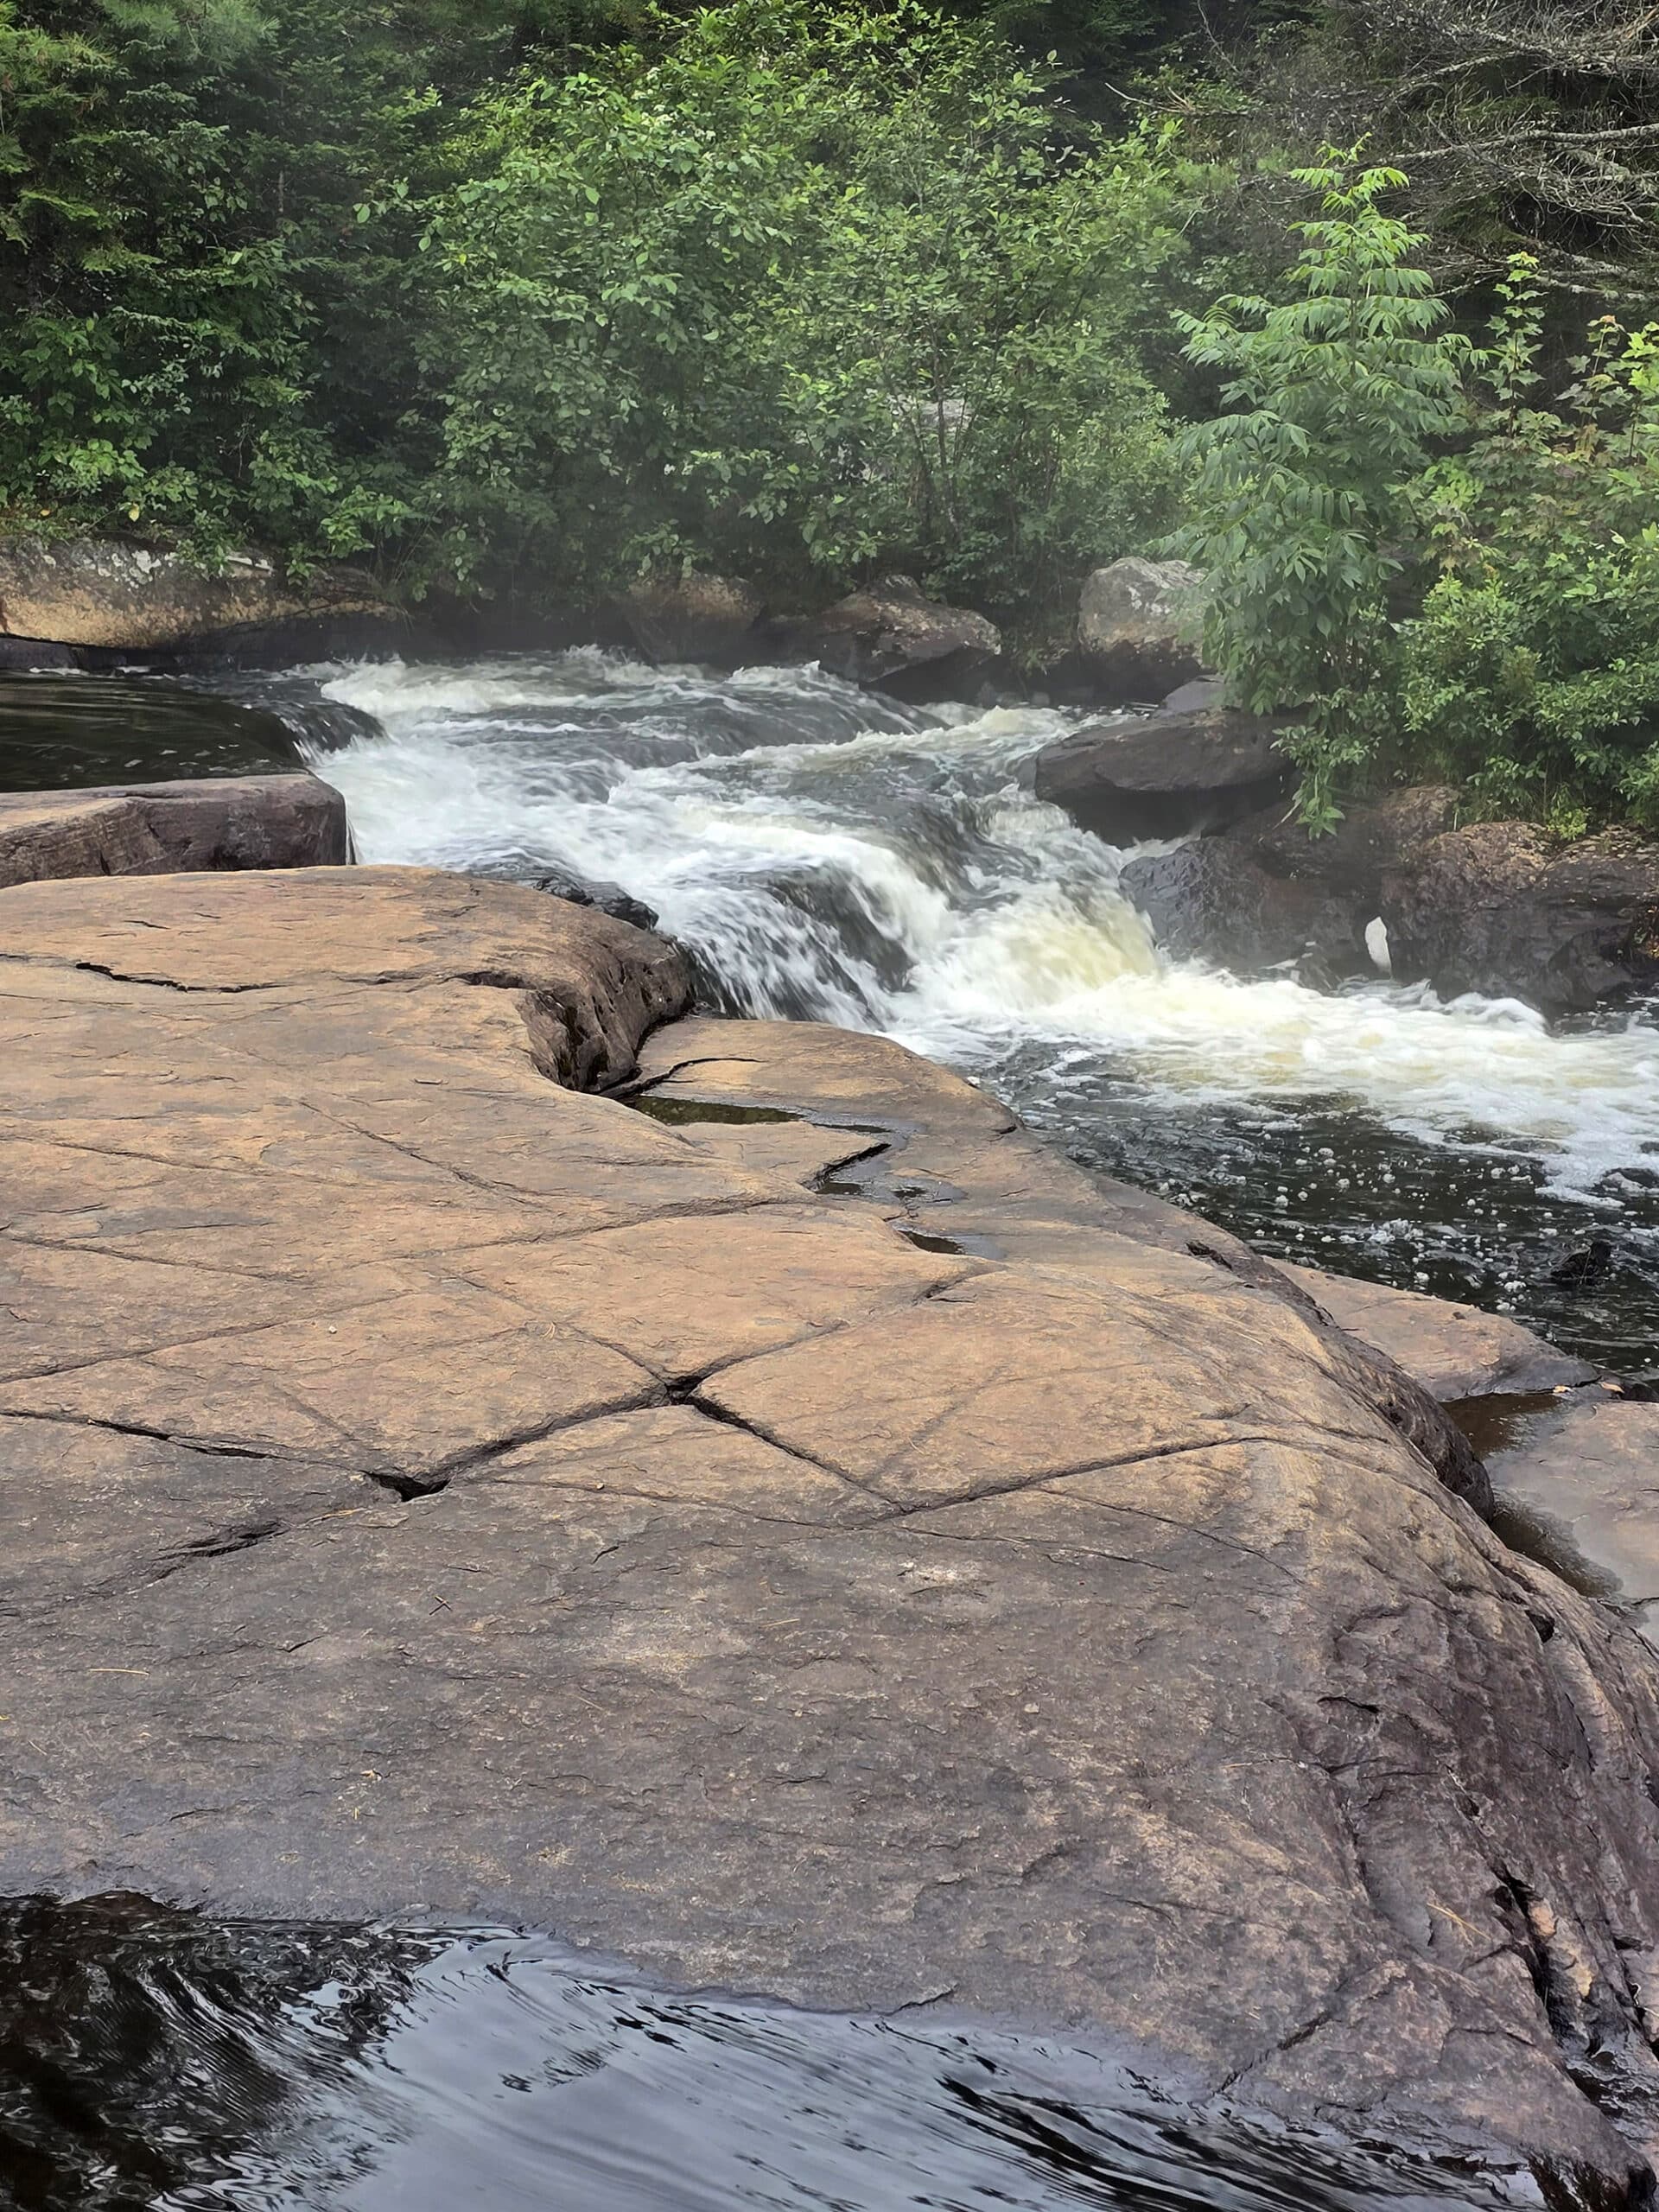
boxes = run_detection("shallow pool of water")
[0,673,304,790]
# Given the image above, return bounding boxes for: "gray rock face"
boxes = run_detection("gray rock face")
[774,577,1001,699]
[5,876,1659,2200]
[0,773,349,887]
[0,537,395,657]
[1118,788,1460,979]
[1382,822,1659,1014]
[1118,837,1357,973]
[1034,704,1292,841]
[1076,556,1205,701]
[620,572,763,666]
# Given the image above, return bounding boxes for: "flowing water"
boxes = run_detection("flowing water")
[0,1900,1524,2211]
[242,650,1659,1371]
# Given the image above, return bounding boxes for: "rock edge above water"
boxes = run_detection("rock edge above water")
[0,772,348,887]
[3,868,1659,2204]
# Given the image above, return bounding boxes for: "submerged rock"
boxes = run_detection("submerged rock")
[772,576,1001,699]
[3,872,1659,2202]
[1033,702,1292,841]
[1382,821,1659,1014]
[0,772,348,887]
[1075,556,1206,702]
[1484,1395,1659,1628]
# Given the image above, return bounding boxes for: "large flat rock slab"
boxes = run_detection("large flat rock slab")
[4,875,1659,2200]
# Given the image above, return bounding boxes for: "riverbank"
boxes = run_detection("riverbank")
[6,861,1659,2202]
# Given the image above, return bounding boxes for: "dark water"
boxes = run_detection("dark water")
[0,1900,1509,2212]
[0,675,303,791]
[981,1057,1659,1374]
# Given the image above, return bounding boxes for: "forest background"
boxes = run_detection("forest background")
[5,0,1659,827]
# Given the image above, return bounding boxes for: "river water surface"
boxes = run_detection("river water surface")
[0,1901,1530,2211]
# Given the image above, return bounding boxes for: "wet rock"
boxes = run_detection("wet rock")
[1232,785,1458,908]
[772,576,1001,700]
[0,773,349,887]
[1281,1263,1598,1402]
[1033,703,1292,842]
[531,866,659,934]
[1381,822,1659,1014]
[620,572,763,666]
[1118,838,1358,972]
[0,634,78,671]
[1076,556,1205,702]
[0,537,397,659]
[3,885,1659,2200]
[1115,790,1471,982]
[1485,1395,1659,1626]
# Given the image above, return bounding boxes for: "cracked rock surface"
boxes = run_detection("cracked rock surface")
[5,870,1659,2201]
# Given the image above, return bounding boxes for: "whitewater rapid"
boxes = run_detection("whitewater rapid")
[300,652,1659,1210]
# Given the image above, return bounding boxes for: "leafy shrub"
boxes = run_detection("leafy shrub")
[1400,263,1659,831]
[416,0,1196,626]
[1167,149,1467,829]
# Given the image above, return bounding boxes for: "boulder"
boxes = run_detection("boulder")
[1281,1263,1599,1402]
[1232,784,1458,908]
[531,866,659,934]
[0,537,397,660]
[3,875,1659,2195]
[620,572,763,666]
[1115,789,1478,983]
[1076,556,1205,701]
[1118,837,1358,974]
[773,576,1001,700]
[1382,822,1659,1014]
[0,773,348,888]
[1033,703,1292,842]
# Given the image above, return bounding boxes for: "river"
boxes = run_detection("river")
[0,1899,1516,2210]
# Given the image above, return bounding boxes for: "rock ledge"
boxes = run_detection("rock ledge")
[3,868,1659,2203]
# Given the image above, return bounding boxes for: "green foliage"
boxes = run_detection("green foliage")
[1399,259,1659,831]
[1167,149,1467,828]
[416,1,1192,622]
[0,0,551,563]
[0,0,1202,628]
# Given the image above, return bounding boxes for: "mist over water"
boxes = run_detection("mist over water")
[276,651,1659,1363]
